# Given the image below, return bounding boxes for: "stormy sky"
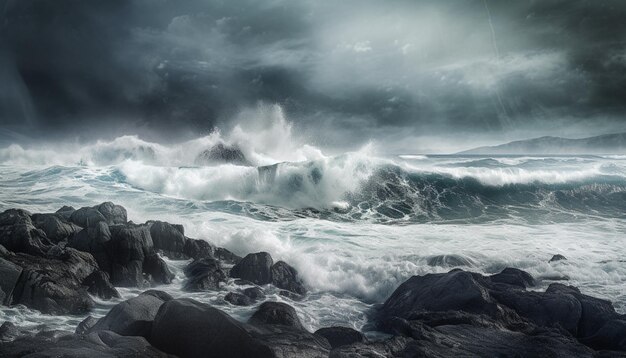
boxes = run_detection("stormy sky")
[1,0,625,152]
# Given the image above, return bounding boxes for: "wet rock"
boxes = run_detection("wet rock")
[87,290,173,339]
[0,330,169,357]
[549,254,567,262]
[149,221,188,259]
[31,213,81,243]
[75,316,98,335]
[214,246,242,264]
[195,143,251,166]
[279,290,304,301]
[150,298,271,357]
[248,302,303,330]
[5,247,102,314]
[0,321,20,341]
[489,267,536,289]
[315,326,366,348]
[224,292,254,306]
[183,257,227,291]
[0,209,50,256]
[69,202,127,228]
[583,319,626,351]
[54,205,76,220]
[230,252,273,285]
[183,238,215,260]
[143,253,174,285]
[67,221,112,275]
[243,286,266,300]
[83,270,120,299]
[271,261,306,295]
[0,257,22,305]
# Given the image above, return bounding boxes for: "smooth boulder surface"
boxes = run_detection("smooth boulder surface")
[183,257,227,291]
[87,290,173,339]
[314,327,366,349]
[0,330,169,358]
[150,298,272,358]
[271,261,306,295]
[249,301,304,330]
[149,221,189,259]
[230,252,274,285]
[69,202,127,228]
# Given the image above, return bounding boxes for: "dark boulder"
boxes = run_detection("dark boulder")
[106,223,154,287]
[67,221,112,275]
[380,270,500,320]
[195,143,251,166]
[5,247,103,314]
[315,326,366,348]
[583,319,626,351]
[31,213,81,243]
[0,209,50,256]
[149,221,188,259]
[150,298,272,358]
[183,257,227,291]
[0,330,169,357]
[143,253,174,285]
[249,301,304,330]
[0,322,20,342]
[243,286,266,300]
[230,252,273,285]
[75,316,98,335]
[87,290,173,339]
[83,271,120,299]
[271,261,306,295]
[54,205,76,220]
[69,202,127,228]
[225,292,254,306]
[0,257,22,305]
[279,290,304,301]
[214,246,242,264]
[489,267,536,289]
[183,238,215,260]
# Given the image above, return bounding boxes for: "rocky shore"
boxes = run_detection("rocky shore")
[1,202,625,357]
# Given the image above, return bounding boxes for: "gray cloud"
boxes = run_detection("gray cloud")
[1,0,625,150]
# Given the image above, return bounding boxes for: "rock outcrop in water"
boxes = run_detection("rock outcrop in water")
[1,202,625,357]
[195,143,251,166]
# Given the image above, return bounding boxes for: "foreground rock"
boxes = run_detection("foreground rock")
[0,209,51,255]
[183,257,227,291]
[377,268,626,355]
[0,245,117,314]
[0,330,169,357]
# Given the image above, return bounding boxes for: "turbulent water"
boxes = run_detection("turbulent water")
[1,118,625,335]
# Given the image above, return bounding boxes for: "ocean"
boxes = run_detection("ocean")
[1,131,625,336]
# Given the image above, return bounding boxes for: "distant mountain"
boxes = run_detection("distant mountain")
[458,133,626,155]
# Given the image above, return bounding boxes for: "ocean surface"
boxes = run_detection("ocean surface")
[1,129,625,335]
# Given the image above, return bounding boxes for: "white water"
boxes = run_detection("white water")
[1,110,625,335]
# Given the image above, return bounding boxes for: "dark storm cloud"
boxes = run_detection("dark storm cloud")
[1,0,625,149]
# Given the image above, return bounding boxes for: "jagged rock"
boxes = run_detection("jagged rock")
[54,206,76,220]
[195,143,251,166]
[214,246,242,264]
[69,202,127,228]
[67,221,112,275]
[224,292,254,306]
[0,322,20,341]
[549,254,567,262]
[143,253,174,285]
[5,247,104,314]
[230,252,274,285]
[83,271,120,299]
[183,257,227,291]
[271,261,306,295]
[31,213,81,243]
[315,326,366,348]
[87,290,173,339]
[0,209,50,256]
[183,238,215,260]
[149,221,188,259]
[0,330,169,357]
[248,302,304,330]
[0,257,22,305]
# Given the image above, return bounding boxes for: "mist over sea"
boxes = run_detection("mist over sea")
[1,113,625,334]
